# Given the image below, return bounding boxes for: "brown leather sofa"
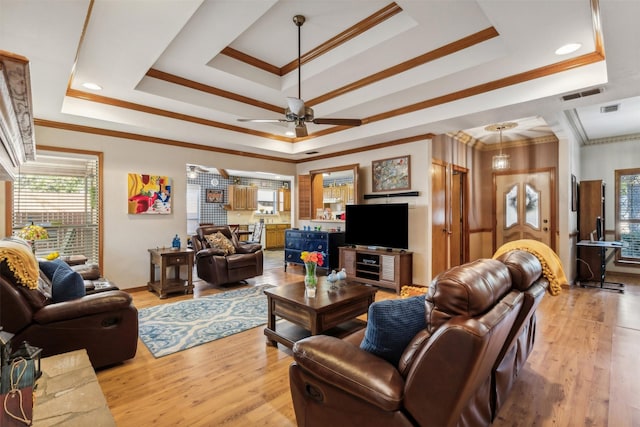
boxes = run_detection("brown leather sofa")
[492,250,548,420]
[192,225,264,286]
[289,257,526,427]
[0,266,138,369]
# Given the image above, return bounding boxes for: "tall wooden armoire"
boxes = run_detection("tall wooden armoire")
[577,180,605,281]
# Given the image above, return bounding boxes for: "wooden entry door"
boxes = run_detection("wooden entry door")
[494,169,554,250]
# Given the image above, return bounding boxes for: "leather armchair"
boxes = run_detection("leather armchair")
[192,225,264,286]
[289,258,524,427]
[0,267,138,369]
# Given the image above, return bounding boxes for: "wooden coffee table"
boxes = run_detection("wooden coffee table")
[263,279,377,349]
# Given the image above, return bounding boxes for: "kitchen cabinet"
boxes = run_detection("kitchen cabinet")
[322,184,353,204]
[265,223,290,249]
[227,185,258,210]
[278,188,291,212]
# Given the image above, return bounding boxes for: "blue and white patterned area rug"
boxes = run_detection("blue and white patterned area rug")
[138,284,274,358]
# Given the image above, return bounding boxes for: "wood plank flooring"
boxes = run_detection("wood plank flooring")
[96,251,640,426]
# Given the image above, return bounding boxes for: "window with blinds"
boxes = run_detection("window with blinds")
[12,151,100,262]
[616,168,640,264]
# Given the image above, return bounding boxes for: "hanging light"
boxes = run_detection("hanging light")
[486,122,517,170]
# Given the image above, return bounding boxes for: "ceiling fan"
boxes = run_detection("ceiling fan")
[238,15,362,137]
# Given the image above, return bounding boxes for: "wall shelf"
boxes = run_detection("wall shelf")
[363,191,419,199]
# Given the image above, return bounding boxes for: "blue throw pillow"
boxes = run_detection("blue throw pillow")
[42,259,86,303]
[360,296,426,366]
[39,259,65,280]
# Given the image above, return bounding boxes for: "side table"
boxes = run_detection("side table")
[33,349,116,426]
[148,247,194,298]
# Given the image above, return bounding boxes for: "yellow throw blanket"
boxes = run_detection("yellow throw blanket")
[493,239,567,296]
[0,239,39,289]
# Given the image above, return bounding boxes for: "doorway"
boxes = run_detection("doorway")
[431,160,469,278]
[494,169,555,251]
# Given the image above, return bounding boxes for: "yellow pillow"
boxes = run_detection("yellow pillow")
[205,232,236,255]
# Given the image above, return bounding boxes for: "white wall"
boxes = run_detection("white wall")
[549,112,582,284]
[580,136,640,274]
[297,139,431,286]
[24,126,296,289]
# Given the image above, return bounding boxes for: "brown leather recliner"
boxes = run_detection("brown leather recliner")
[492,250,548,420]
[192,225,264,286]
[289,258,524,427]
[0,268,138,370]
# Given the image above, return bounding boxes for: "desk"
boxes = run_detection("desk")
[148,248,194,298]
[576,240,626,293]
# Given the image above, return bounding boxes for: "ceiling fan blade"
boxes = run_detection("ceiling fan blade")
[237,118,288,123]
[286,97,306,117]
[295,123,308,137]
[312,118,363,126]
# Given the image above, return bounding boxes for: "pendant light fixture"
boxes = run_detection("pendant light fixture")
[486,122,517,170]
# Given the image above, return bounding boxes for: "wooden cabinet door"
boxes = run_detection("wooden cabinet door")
[340,247,356,276]
[265,226,277,248]
[246,187,258,210]
[278,189,291,212]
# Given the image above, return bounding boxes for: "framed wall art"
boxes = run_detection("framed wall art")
[127,173,171,214]
[206,189,224,203]
[371,155,411,192]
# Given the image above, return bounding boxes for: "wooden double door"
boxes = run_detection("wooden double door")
[494,169,555,250]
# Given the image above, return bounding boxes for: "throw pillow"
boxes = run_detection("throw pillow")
[40,259,86,303]
[360,295,426,366]
[39,258,65,280]
[205,232,236,255]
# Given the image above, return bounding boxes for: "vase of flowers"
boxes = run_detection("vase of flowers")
[301,251,324,297]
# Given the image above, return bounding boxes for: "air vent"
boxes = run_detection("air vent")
[561,87,603,101]
[600,104,619,113]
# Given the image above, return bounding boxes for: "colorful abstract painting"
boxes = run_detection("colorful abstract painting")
[128,173,172,214]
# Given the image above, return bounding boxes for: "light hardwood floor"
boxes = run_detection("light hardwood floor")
[96,251,640,426]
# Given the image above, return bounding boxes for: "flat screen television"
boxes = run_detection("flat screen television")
[345,203,409,250]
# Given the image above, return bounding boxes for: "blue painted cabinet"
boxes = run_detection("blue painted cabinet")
[284,229,345,271]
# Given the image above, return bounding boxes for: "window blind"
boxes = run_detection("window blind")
[12,152,99,262]
[617,168,640,262]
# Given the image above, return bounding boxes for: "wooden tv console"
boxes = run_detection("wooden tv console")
[339,246,413,294]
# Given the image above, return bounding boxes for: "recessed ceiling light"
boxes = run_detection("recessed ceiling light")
[82,82,102,91]
[555,43,582,55]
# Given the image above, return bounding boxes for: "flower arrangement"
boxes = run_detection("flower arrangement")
[300,251,324,266]
[301,251,324,297]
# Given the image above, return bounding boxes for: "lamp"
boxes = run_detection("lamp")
[17,222,49,254]
[486,122,517,171]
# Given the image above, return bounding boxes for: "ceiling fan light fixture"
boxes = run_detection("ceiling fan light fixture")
[236,14,362,135]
